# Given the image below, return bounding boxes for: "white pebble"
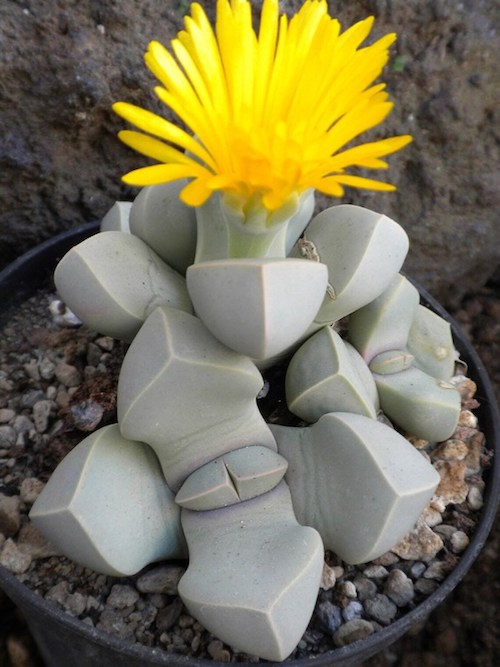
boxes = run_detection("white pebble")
[467,485,484,510]
[363,565,389,579]
[20,478,45,505]
[458,410,478,428]
[430,497,446,513]
[320,561,337,590]
[0,538,32,574]
[338,580,357,598]
[0,409,15,423]
[450,530,469,554]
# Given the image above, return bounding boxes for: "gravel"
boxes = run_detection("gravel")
[0,281,498,666]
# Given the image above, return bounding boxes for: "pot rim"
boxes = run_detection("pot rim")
[0,223,498,667]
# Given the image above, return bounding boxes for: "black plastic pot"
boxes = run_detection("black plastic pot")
[1,224,499,667]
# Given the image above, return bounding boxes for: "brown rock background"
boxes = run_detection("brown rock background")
[1,0,499,306]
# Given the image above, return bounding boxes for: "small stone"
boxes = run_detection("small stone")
[149,593,167,609]
[13,415,34,434]
[178,614,194,628]
[0,493,21,536]
[450,530,469,554]
[464,432,484,475]
[107,584,140,610]
[19,477,45,506]
[333,619,374,647]
[316,601,343,634]
[384,569,415,607]
[410,562,427,579]
[0,425,16,447]
[458,410,478,428]
[96,336,115,351]
[467,485,484,510]
[55,386,70,409]
[16,523,61,559]
[372,551,400,567]
[50,300,82,327]
[45,581,71,606]
[353,576,378,601]
[407,436,430,450]
[435,460,468,505]
[415,578,439,595]
[451,376,477,402]
[15,431,29,447]
[392,519,444,561]
[0,377,13,392]
[136,564,186,595]
[20,389,46,409]
[70,400,105,432]
[207,639,231,662]
[46,385,57,400]
[55,362,81,388]
[133,602,157,631]
[320,561,337,590]
[86,342,103,367]
[156,598,183,632]
[430,497,446,513]
[32,399,54,433]
[433,439,469,461]
[46,581,87,617]
[363,565,389,579]
[342,600,364,621]
[0,538,32,574]
[453,425,476,443]
[24,360,41,381]
[0,408,15,423]
[421,505,443,528]
[96,608,134,639]
[423,561,449,581]
[86,595,103,613]
[67,592,89,617]
[364,594,397,625]
[39,357,56,380]
[433,524,457,541]
[338,580,357,599]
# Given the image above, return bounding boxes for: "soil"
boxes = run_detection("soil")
[0,272,499,666]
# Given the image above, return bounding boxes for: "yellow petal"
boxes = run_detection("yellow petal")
[320,135,413,172]
[313,177,345,198]
[179,176,214,206]
[333,174,397,191]
[254,0,279,120]
[112,102,213,167]
[121,163,208,187]
[118,130,193,165]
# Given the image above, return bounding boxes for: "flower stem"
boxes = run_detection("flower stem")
[194,191,314,262]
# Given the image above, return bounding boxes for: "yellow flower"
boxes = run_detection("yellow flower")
[113,0,412,214]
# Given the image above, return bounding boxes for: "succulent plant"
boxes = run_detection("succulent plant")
[33,184,461,658]
[348,274,461,441]
[30,425,187,577]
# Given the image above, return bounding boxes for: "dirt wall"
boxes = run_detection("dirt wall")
[1,0,499,306]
